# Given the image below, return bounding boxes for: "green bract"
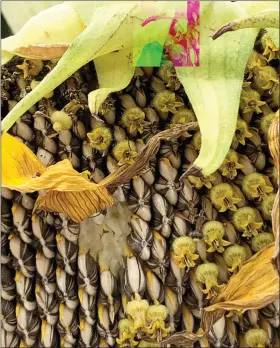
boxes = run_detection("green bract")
[1,1,279,177]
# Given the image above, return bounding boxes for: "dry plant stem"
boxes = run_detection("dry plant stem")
[268,115,279,274]
[102,123,198,189]
[212,10,279,40]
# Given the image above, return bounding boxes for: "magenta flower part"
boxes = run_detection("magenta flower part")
[135,1,200,67]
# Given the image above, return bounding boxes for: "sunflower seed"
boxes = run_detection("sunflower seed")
[78,288,97,325]
[10,235,35,277]
[15,271,36,311]
[124,255,146,299]
[16,304,40,346]
[152,193,174,238]
[36,252,56,293]
[36,285,59,325]
[1,298,17,332]
[127,215,153,261]
[56,268,79,310]
[32,215,56,258]
[56,234,78,276]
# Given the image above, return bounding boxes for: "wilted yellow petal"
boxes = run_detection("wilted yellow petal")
[204,244,279,313]
[88,48,135,115]
[34,186,115,223]
[1,134,115,222]
[1,133,46,189]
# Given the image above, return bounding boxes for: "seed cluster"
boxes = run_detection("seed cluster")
[1,34,279,348]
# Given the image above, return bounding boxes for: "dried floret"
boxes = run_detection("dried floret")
[113,140,138,166]
[87,127,112,152]
[172,236,199,269]
[202,221,231,253]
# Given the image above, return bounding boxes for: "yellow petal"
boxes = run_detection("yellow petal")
[1,134,115,222]
[34,186,115,223]
[1,133,46,189]
[204,244,278,313]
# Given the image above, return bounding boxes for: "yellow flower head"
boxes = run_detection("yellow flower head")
[188,174,216,190]
[113,140,138,166]
[146,304,170,342]
[17,59,43,79]
[126,294,149,335]
[171,108,196,126]
[195,263,222,300]
[122,107,149,134]
[223,244,247,272]
[251,232,274,253]
[262,38,279,62]
[116,319,138,347]
[202,221,231,253]
[219,150,243,180]
[210,183,241,212]
[245,328,267,348]
[153,90,184,114]
[172,236,199,269]
[242,173,274,201]
[233,207,263,238]
[233,119,252,145]
[99,96,115,116]
[87,127,112,152]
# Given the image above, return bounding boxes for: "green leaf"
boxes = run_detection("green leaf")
[1,2,85,64]
[88,49,135,114]
[176,2,259,177]
[1,3,142,132]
